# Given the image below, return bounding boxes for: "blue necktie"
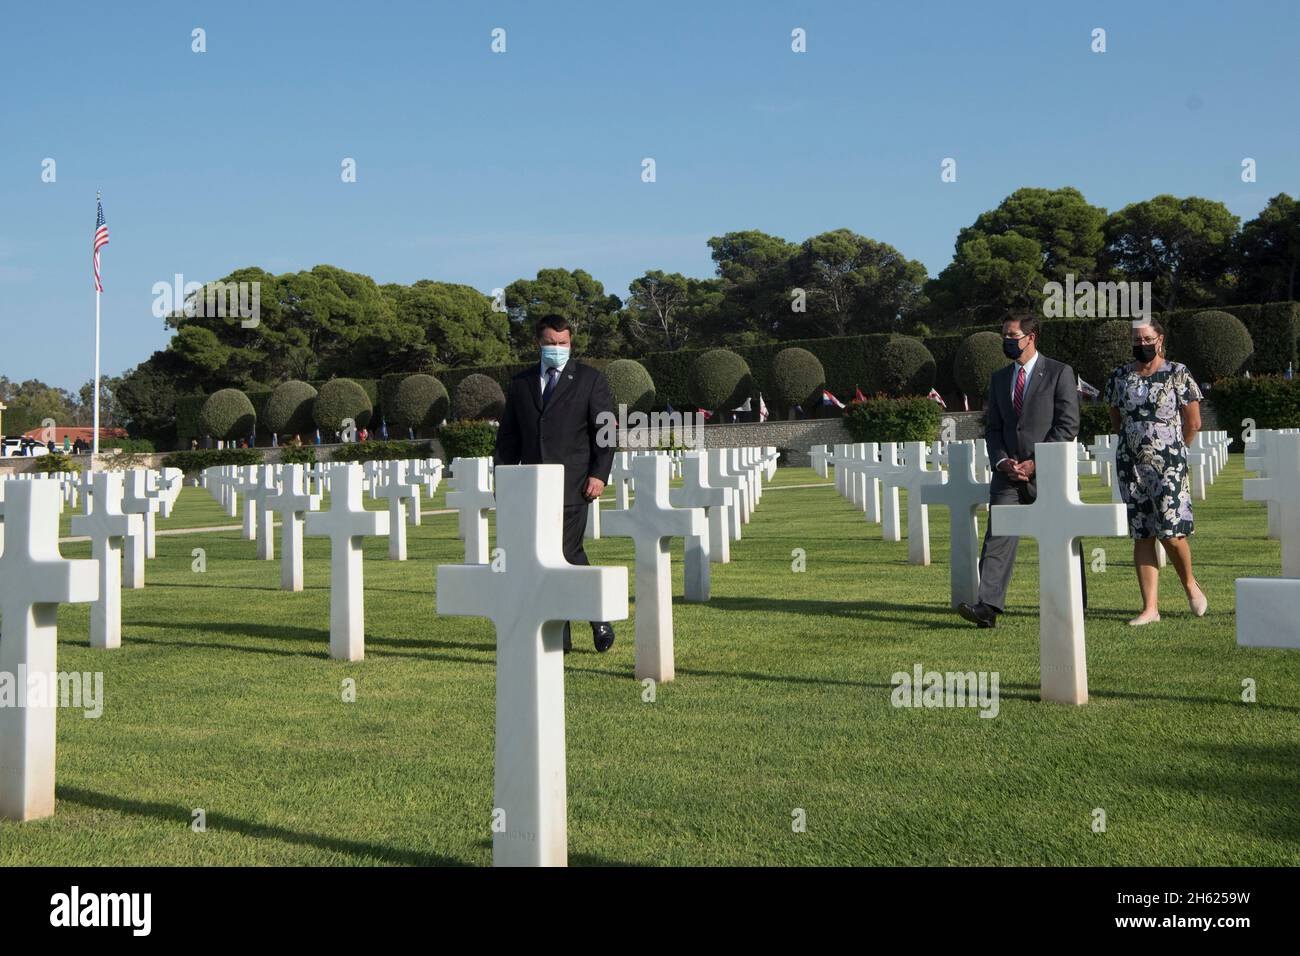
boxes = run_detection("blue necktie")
[542,367,560,408]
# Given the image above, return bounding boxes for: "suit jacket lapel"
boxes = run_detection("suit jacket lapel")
[544,365,580,415]
[1020,356,1049,411]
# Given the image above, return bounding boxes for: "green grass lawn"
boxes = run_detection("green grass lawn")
[4,459,1298,866]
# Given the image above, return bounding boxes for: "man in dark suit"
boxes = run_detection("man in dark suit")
[958,312,1081,628]
[494,313,618,653]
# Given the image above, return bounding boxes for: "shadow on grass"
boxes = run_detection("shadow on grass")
[470,837,640,866]
[1131,741,1300,846]
[57,786,469,866]
[705,595,956,629]
[129,620,495,655]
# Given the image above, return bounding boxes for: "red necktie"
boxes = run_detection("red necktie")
[1013,365,1026,415]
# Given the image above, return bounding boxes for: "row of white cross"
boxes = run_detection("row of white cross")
[1238,428,1300,649]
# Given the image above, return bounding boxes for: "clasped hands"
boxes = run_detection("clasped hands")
[998,458,1036,482]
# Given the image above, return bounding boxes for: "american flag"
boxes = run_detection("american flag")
[93,195,110,292]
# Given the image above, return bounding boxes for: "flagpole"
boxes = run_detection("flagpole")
[93,285,101,462]
[91,189,105,466]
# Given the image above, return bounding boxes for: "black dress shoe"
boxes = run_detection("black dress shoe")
[563,622,572,654]
[957,602,998,628]
[592,622,615,653]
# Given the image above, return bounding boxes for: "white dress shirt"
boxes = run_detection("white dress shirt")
[994,351,1040,470]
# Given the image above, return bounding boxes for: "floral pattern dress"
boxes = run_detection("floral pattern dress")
[1104,360,1203,539]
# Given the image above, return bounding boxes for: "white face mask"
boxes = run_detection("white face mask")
[540,345,570,369]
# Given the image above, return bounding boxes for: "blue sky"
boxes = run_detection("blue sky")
[2,0,1297,392]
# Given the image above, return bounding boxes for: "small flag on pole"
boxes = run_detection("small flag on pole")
[853,385,868,404]
[820,388,845,409]
[758,393,769,422]
[93,195,110,292]
[926,388,947,409]
[1076,377,1100,400]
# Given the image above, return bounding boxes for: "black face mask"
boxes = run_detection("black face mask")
[1003,337,1025,360]
[1133,343,1158,363]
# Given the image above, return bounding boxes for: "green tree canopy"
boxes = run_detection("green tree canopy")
[1236,193,1300,303]
[789,229,929,337]
[1103,195,1239,310]
[506,268,624,357]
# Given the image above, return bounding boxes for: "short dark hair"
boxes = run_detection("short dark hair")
[1005,311,1041,338]
[534,313,571,338]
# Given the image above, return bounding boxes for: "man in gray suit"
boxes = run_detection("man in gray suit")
[958,312,1081,628]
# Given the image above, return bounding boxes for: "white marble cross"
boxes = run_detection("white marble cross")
[1187,434,1211,501]
[870,443,905,542]
[412,458,443,524]
[0,481,99,821]
[70,471,141,649]
[233,465,263,539]
[842,444,883,524]
[436,464,628,866]
[265,463,320,591]
[446,457,495,564]
[1238,432,1300,648]
[376,460,414,561]
[603,454,705,682]
[919,441,988,607]
[889,442,946,565]
[303,463,389,661]
[671,450,732,566]
[1088,434,1117,490]
[245,466,281,561]
[609,452,634,509]
[119,470,156,588]
[666,451,718,599]
[809,444,832,479]
[584,495,601,540]
[990,441,1127,705]
[152,467,184,520]
[706,449,745,542]
[729,448,756,519]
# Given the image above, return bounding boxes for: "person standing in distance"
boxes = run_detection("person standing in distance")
[494,314,618,653]
[958,312,1082,628]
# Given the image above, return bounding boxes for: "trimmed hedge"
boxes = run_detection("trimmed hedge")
[1206,375,1300,450]
[160,448,263,474]
[1074,320,1133,392]
[769,347,825,413]
[605,359,656,414]
[29,453,74,474]
[843,397,942,444]
[199,388,256,440]
[454,373,506,421]
[954,332,1011,403]
[688,349,753,412]
[1160,301,1298,375]
[330,439,434,463]
[1170,310,1254,382]
[263,380,318,437]
[314,378,373,432]
[1078,403,1114,444]
[439,420,499,459]
[388,373,449,431]
[873,337,936,396]
[278,445,317,465]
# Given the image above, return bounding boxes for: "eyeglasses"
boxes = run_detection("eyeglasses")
[1134,337,1161,345]
[1002,333,1029,341]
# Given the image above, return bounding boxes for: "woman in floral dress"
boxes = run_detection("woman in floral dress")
[1105,318,1209,626]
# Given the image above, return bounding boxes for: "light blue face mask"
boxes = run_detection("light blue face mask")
[540,345,570,369]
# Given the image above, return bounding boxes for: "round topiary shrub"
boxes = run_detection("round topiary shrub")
[687,349,753,412]
[954,331,1011,401]
[1079,320,1134,388]
[770,347,825,412]
[388,374,450,432]
[1172,310,1254,381]
[873,337,936,396]
[604,359,656,415]
[313,378,373,433]
[199,388,256,441]
[263,380,318,437]
[454,373,506,421]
